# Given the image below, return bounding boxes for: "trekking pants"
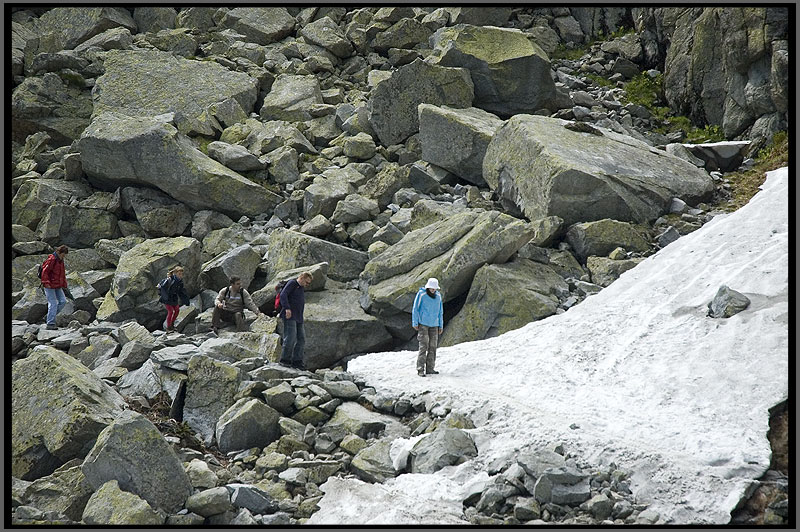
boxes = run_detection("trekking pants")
[212,307,244,331]
[416,325,438,373]
[280,319,305,366]
[44,287,66,326]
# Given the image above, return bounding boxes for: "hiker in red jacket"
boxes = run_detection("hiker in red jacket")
[41,245,69,330]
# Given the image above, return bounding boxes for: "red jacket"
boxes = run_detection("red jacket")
[41,253,67,289]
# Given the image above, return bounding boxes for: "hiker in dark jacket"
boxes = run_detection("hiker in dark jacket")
[212,276,262,334]
[160,265,190,332]
[41,244,69,330]
[278,272,313,369]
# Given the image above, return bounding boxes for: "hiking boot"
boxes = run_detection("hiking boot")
[417,369,426,377]
[426,369,439,375]
[211,327,219,336]
[278,360,292,368]
[46,324,57,330]
[292,363,307,370]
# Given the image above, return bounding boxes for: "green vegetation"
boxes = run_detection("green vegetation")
[721,131,788,212]
[597,25,636,41]
[584,73,615,88]
[550,44,587,61]
[551,25,634,61]
[622,73,663,107]
[618,74,726,143]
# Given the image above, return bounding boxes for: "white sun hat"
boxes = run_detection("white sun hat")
[425,278,440,290]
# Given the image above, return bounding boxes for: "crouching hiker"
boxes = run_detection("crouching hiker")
[41,244,69,330]
[213,276,262,334]
[412,277,443,377]
[158,265,189,332]
[278,272,313,370]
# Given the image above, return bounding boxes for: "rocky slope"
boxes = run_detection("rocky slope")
[10,6,789,525]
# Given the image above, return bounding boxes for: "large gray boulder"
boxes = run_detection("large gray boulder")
[300,16,353,58]
[95,237,201,328]
[78,112,281,219]
[297,289,393,370]
[116,359,187,401]
[360,210,535,315]
[370,18,433,53]
[206,141,265,172]
[441,260,568,347]
[447,7,512,26]
[220,118,317,156]
[418,104,504,186]
[81,479,165,525]
[265,228,368,282]
[303,172,355,219]
[81,410,193,514]
[260,74,324,122]
[323,401,387,440]
[483,115,715,226]
[31,7,136,54]
[409,427,478,474]
[586,256,645,287]
[12,346,126,480]
[183,355,244,447]
[331,194,380,224]
[11,72,93,144]
[12,179,93,230]
[198,244,262,292]
[430,24,566,115]
[133,7,177,33]
[367,58,474,146]
[350,439,397,483]
[215,398,281,454]
[532,466,591,505]
[92,49,258,135]
[217,7,296,45]
[35,205,120,248]
[21,466,95,522]
[94,236,145,266]
[565,219,651,263]
[119,187,192,238]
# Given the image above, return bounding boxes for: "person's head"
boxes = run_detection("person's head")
[230,276,242,291]
[297,272,313,288]
[425,277,440,296]
[169,265,184,279]
[55,245,69,260]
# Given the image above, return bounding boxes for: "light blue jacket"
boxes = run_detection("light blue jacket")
[411,287,443,328]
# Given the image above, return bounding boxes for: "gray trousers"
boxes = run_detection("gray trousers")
[416,325,439,372]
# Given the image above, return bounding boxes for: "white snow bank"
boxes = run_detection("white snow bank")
[310,167,789,525]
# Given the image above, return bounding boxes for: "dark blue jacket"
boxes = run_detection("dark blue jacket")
[279,279,305,323]
[163,274,190,306]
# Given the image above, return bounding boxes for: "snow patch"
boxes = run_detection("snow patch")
[309,167,789,525]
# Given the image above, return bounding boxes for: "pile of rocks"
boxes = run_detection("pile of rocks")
[8,334,541,525]
[9,6,789,525]
[12,6,775,365]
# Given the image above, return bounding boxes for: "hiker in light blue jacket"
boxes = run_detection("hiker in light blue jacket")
[412,277,444,377]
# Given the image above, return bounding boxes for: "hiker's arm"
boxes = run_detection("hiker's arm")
[244,290,261,314]
[215,288,225,308]
[411,292,421,329]
[280,283,294,318]
[40,257,54,287]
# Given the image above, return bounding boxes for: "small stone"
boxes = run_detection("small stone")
[707,285,751,318]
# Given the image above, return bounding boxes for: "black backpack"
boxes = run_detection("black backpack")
[156,276,173,303]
